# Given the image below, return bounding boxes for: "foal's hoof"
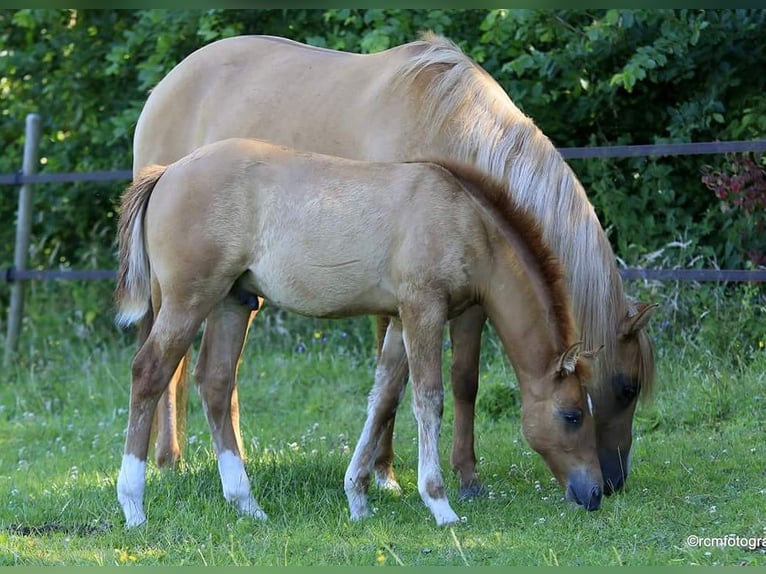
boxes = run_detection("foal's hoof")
[349,507,373,522]
[247,508,269,522]
[236,498,269,521]
[123,511,147,529]
[432,507,460,527]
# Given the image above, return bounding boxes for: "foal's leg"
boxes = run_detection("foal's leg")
[372,316,408,494]
[195,297,266,521]
[449,305,487,499]
[117,302,207,528]
[400,299,459,526]
[152,311,258,469]
[345,319,408,520]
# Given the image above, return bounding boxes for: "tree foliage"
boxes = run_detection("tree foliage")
[1,9,764,277]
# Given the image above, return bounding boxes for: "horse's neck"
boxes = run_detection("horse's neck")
[428,96,626,352]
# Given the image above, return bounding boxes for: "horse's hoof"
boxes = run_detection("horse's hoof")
[375,477,403,496]
[457,483,487,500]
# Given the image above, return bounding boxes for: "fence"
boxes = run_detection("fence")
[3,113,766,364]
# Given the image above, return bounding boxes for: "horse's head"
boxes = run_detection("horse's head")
[590,302,657,495]
[520,342,603,511]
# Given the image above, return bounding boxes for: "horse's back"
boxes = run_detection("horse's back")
[133,36,422,173]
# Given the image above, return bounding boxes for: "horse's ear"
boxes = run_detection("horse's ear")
[622,302,658,337]
[557,342,582,377]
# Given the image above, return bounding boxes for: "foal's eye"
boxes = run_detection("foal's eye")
[559,408,583,427]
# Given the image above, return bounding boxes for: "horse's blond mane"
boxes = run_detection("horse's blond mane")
[397,32,654,394]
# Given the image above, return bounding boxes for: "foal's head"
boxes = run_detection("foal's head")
[520,343,603,511]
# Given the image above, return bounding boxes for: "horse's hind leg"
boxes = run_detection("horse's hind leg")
[345,318,408,520]
[151,356,187,469]
[449,305,487,499]
[117,301,207,528]
[195,296,266,521]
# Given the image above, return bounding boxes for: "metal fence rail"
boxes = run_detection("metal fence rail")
[5,267,765,284]
[3,138,765,285]
[2,113,765,364]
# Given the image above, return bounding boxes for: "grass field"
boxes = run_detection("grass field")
[0,280,764,566]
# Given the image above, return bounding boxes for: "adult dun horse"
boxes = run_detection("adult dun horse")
[115,138,603,527]
[133,33,656,496]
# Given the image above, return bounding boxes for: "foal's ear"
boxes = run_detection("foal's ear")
[579,344,604,361]
[622,302,659,337]
[557,342,582,377]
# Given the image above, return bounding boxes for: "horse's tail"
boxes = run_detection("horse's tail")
[115,164,167,327]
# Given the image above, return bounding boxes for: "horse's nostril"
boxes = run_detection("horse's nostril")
[586,485,602,511]
[591,485,602,500]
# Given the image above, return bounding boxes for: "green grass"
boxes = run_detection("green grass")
[0,280,765,566]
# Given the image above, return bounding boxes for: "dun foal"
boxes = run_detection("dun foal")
[115,138,602,527]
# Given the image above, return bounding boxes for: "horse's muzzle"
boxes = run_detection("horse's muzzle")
[565,470,603,511]
[599,446,630,495]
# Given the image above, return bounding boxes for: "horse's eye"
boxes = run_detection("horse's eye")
[612,374,639,407]
[622,383,639,400]
[559,408,583,427]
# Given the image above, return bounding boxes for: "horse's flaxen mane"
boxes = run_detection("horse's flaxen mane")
[396,33,654,395]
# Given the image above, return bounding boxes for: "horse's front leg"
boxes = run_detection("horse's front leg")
[400,298,459,526]
[195,297,266,521]
[448,304,487,499]
[345,318,408,520]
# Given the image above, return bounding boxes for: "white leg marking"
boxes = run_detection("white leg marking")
[345,412,377,521]
[417,454,459,526]
[344,466,372,521]
[218,450,267,521]
[425,496,460,527]
[117,454,147,528]
[413,393,459,526]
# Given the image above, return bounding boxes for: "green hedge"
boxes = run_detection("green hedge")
[1,9,764,277]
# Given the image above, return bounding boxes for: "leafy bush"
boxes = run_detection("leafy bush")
[701,153,766,267]
[2,9,765,314]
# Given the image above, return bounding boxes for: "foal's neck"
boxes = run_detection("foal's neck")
[481,241,564,383]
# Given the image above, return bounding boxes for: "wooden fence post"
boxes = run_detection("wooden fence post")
[4,113,41,366]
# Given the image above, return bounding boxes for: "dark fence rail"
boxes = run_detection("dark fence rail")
[4,267,765,284]
[2,139,765,285]
[0,169,132,186]
[4,139,766,186]
[3,124,765,364]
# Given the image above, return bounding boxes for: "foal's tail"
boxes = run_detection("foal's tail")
[115,164,167,327]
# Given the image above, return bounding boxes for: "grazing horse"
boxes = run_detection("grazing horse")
[115,138,603,527]
[133,33,656,496]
